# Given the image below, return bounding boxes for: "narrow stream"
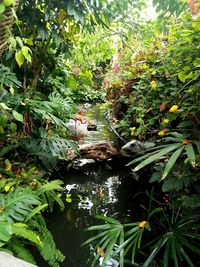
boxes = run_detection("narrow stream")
[40,104,147,267]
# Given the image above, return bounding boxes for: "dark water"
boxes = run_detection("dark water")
[38,104,146,267]
[43,166,145,267]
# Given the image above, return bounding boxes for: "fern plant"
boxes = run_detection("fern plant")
[0,186,65,266]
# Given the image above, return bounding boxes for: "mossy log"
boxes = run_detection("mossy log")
[0,0,20,57]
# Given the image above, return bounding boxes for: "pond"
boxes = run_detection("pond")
[39,104,148,267]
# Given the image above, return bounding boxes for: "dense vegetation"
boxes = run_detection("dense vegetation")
[0,0,200,266]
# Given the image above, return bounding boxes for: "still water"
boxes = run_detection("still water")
[39,104,146,267]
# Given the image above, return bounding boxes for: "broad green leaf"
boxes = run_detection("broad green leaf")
[162,146,184,180]
[12,110,23,122]
[185,143,196,167]
[178,72,187,82]
[15,37,23,47]
[0,3,5,14]
[0,219,12,245]
[0,103,11,110]
[15,51,25,67]
[133,144,182,172]
[21,46,32,62]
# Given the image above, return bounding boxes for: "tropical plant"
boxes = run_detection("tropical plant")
[0,168,64,267]
[127,132,200,179]
[83,192,200,267]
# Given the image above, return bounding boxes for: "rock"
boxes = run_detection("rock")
[121,140,155,156]
[79,141,119,161]
[0,252,37,267]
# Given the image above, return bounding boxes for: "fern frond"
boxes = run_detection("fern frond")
[0,142,20,157]
[25,204,48,223]
[37,228,65,267]
[36,180,64,212]
[37,180,64,196]
[52,194,65,211]
[12,223,42,246]
[0,188,41,222]
[8,239,37,265]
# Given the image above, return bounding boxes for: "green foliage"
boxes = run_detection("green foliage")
[83,215,151,267]
[0,188,41,222]
[84,195,200,267]
[38,227,65,267]
[128,132,200,179]
[9,240,37,265]
[23,132,78,170]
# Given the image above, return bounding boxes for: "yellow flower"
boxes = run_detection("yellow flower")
[130,127,136,136]
[163,119,169,125]
[158,130,166,136]
[169,105,179,113]
[4,185,10,192]
[151,80,157,89]
[139,221,147,228]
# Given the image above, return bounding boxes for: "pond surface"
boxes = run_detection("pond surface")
[40,104,147,267]
[66,103,119,145]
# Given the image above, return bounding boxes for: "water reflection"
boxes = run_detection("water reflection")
[43,166,140,267]
[39,104,142,267]
[66,103,118,145]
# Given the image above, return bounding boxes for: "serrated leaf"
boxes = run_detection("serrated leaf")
[12,110,23,122]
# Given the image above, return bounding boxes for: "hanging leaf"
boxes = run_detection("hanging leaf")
[12,110,24,122]
[21,46,32,62]
[15,51,25,67]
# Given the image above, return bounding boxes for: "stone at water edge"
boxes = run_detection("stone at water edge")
[0,252,38,267]
[78,141,119,161]
[121,140,155,156]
